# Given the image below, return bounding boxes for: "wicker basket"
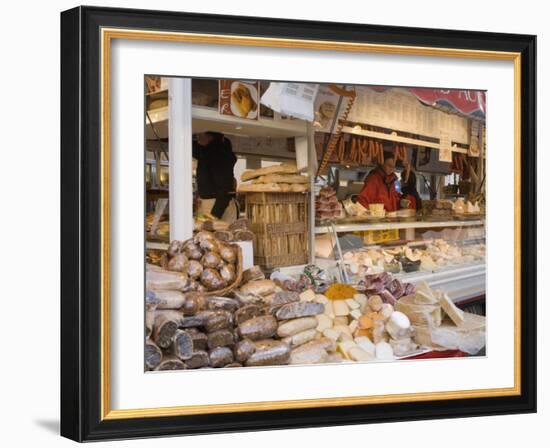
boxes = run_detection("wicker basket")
[254,253,308,270]
[245,192,309,270]
[205,243,243,297]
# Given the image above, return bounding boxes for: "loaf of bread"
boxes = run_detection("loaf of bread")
[238,182,283,192]
[238,182,309,193]
[241,163,297,182]
[252,174,309,184]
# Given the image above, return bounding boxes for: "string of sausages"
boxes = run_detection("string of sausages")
[320,136,410,167]
[316,88,357,176]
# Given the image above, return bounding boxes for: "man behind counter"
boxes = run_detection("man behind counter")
[357,152,402,212]
[192,131,238,222]
[357,152,421,212]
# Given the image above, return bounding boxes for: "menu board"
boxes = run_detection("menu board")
[347,87,470,145]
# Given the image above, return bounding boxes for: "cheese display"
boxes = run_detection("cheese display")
[340,239,485,278]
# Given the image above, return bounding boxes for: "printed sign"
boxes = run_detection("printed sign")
[348,87,470,145]
[219,80,260,120]
[261,82,319,121]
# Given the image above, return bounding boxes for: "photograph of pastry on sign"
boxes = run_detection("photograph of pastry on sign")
[219,80,260,120]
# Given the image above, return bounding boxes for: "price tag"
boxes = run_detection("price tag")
[439,131,452,162]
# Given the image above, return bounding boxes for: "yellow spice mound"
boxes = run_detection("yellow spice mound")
[324,283,357,300]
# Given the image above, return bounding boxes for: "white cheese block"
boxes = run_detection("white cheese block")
[345,299,360,310]
[316,314,333,332]
[350,309,363,320]
[354,294,368,308]
[333,324,353,338]
[299,289,316,302]
[389,337,417,357]
[379,303,394,320]
[385,311,411,340]
[375,341,394,360]
[355,336,376,356]
[339,332,353,342]
[415,290,438,304]
[315,294,329,304]
[333,300,350,316]
[323,301,335,319]
[323,328,340,341]
[333,316,349,326]
[439,293,465,326]
[349,346,374,362]
[337,340,357,359]
[372,320,388,343]
[348,320,358,333]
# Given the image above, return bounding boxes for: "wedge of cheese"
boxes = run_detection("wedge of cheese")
[439,293,465,326]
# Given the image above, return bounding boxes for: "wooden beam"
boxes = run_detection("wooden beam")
[341,126,467,154]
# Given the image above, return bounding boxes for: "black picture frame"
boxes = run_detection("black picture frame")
[61,5,536,442]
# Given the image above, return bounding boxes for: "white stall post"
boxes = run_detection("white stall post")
[168,78,194,241]
[306,122,317,263]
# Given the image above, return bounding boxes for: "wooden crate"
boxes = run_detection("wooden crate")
[245,192,309,270]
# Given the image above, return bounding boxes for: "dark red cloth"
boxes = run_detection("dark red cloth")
[401,350,466,360]
[357,168,401,212]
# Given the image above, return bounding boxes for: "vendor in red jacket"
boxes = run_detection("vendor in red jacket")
[357,153,401,212]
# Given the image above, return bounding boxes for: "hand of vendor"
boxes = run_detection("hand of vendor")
[400,198,411,209]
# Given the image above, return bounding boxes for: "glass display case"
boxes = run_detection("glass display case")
[313,218,486,305]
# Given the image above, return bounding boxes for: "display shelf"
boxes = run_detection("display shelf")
[314,219,484,234]
[396,262,485,304]
[146,105,308,140]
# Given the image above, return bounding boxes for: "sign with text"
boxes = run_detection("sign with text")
[348,87,471,145]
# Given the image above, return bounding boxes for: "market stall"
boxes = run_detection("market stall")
[144,77,487,370]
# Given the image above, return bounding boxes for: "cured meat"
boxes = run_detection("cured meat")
[379,289,397,306]
[275,302,324,320]
[404,282,416,296]
[245,340,291,366]
[387,279,405,299]
[238,315,278,340]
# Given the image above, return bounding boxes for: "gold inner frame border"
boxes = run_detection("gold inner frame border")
[99,28,522,420]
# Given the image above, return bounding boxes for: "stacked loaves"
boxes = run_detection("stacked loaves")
[238,163,309,193]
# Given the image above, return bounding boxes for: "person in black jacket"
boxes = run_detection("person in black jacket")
[192,132,238,221]
[400,163,422,211]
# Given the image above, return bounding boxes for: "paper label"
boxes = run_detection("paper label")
[439,131,452,162]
